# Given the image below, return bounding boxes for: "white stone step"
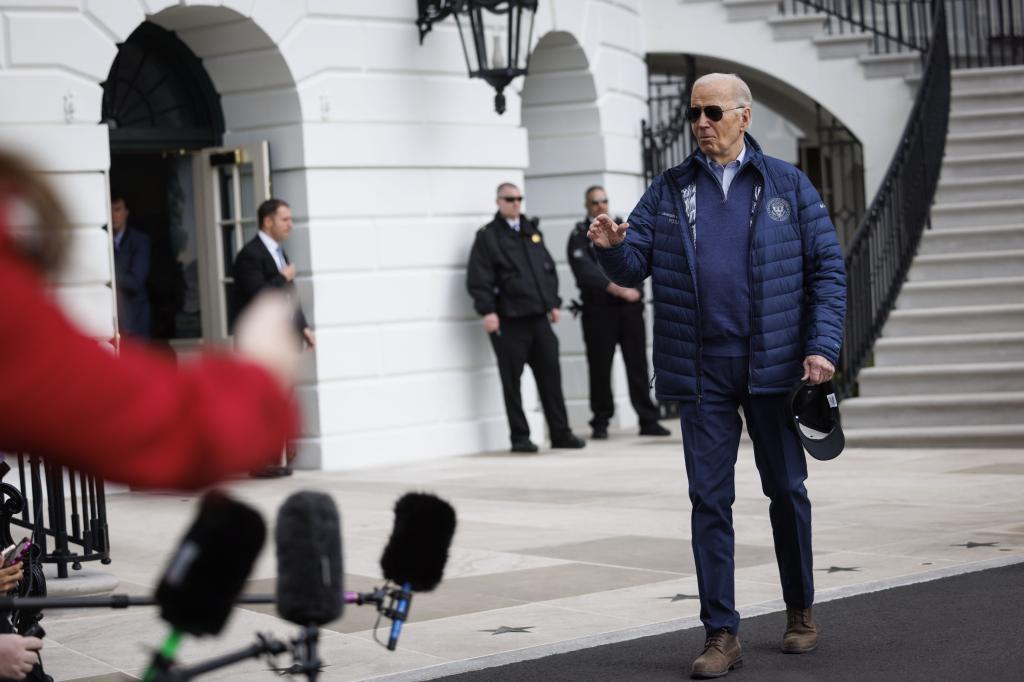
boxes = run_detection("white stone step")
[768,13,827,40]
[841,391,1024,428]
[813,32,873,59]
[918,224,1024,255]
[951,87,1024,113]
[896,276,1024,308]
[857,361,1024,396]
[931,199,1024,229]
[859,51,921,79]
[952,65,1024,93]
[873,332,1024,366]
[722,0,779,21]
[935,174,1024,203]
[844,424,1024,449]
[948,107,1024,135]
[944,131,1024,157]
[940,152,1024,181]
[882,303,1024,337]
[907,249,1024,281]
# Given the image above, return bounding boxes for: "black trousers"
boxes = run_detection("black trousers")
[489,315,572,444]
[581,302,660,429]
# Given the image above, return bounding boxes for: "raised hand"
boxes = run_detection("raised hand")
[587,213,629,248]
[234,291,303,390]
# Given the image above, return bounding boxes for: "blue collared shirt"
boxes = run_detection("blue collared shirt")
[258,230,286,271]
[708,144,747,198]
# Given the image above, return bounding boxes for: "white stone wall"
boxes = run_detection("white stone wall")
[1,0,914,469]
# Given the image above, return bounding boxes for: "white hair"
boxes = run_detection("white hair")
[692,73,752,108]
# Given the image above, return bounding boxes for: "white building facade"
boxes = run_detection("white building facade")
[1,0,914,469]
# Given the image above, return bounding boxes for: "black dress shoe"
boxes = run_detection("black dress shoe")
[551,434,586,449]
[591,426,609,439]
[639,423,671,437]
[250,465,293,478]
[511,441,539,453]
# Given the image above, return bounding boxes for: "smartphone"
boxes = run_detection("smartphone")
[1,537,31,568]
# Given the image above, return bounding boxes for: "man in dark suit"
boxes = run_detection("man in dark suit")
[111,194,151,338]
[232,198,315,349]
[232,198,313,478]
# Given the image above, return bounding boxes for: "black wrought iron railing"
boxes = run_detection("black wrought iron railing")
[837,0,951,398]
[641,56,697,186]
[780,0,1023,67]
[1,455,111,579]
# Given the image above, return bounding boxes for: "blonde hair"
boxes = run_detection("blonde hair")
[0,150,70,273]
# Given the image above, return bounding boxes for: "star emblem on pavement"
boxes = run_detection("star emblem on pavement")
[659,593,700,602]
[480,626,535,635]
[952,541,998,549]
[816,566,860,574]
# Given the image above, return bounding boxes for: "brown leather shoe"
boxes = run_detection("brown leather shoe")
[690,629,742,679]
[782,606,818,653]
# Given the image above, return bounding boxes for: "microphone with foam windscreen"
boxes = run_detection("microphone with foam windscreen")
[145,491,266,681]
[274,491,344,680]
[377,493,457,649]
[275,490,344,625]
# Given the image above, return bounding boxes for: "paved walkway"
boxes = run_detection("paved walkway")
[39,424,1024,681]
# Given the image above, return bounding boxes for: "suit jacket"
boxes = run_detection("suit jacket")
[113,227,151,337]
[231,235,308,336]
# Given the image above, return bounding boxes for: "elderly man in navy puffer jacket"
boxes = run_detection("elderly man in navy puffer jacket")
[591,73,846,679]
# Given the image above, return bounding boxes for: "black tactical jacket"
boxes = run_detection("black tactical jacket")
[467,213,561,319]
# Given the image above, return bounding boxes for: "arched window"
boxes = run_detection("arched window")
[102,22,224,152]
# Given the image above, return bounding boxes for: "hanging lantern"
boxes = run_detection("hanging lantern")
[417,0,538,114]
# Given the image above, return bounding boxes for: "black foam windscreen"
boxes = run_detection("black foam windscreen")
[379,493,457,592]
[275,491,344,626]
[155,491,265,636]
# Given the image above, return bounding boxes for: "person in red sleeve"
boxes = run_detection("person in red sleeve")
[0,150,302,490]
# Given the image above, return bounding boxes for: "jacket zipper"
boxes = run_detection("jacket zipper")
[521,230,550,314]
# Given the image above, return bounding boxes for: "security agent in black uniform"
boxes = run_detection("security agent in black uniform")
[467,182,585,453]
[568,186,670,439]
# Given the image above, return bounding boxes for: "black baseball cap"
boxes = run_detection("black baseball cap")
[787,379,844,461]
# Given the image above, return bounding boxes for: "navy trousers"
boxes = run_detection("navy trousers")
[678,355,813,635]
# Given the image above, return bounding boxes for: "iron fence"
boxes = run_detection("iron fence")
[0,455,111,579]
[641,57,697,186]
[837,0,951,398]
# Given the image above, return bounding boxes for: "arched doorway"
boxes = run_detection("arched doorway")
[103,22,227,347]
[102,13,294,351]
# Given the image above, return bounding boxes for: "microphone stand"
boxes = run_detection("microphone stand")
[152,633,289,682]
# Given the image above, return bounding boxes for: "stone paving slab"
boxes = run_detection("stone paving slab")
[33,424,1024,681]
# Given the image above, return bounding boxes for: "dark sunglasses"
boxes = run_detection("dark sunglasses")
[588,198,609,206]
[500,196,523,203]
[685,105,745,123]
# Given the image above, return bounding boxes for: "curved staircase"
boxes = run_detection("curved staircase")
[843,64,1024,448]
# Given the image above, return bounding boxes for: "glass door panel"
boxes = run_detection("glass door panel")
[192,141,270,343]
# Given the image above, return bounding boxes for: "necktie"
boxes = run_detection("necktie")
[277,246,286,270]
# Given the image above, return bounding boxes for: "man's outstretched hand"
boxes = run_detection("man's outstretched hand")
[587,214,629,248]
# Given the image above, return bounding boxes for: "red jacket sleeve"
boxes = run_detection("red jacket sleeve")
[0,237,299,490]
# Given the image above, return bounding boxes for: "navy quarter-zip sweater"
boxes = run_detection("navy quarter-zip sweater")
[695,162,756,357]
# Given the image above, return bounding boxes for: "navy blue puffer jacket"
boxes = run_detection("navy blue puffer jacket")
[596,134,846,401]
